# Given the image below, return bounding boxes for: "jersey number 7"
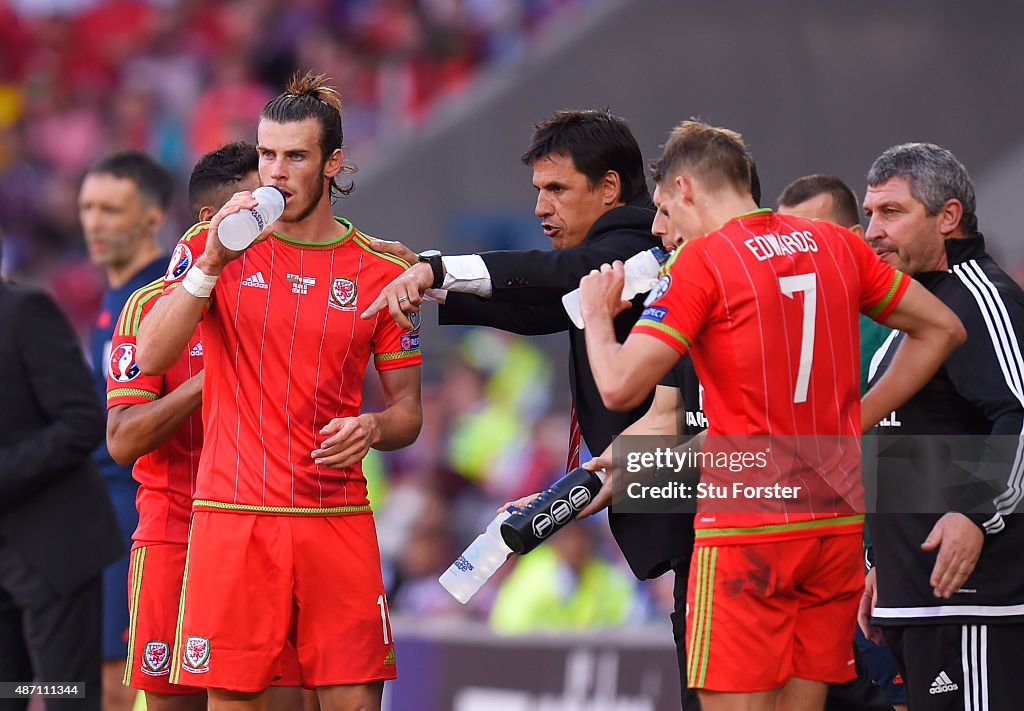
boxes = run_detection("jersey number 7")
[779,273,817,404]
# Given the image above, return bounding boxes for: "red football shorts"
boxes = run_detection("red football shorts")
[170,510,396,692]
[686,533,863,692]
[126,542,305,694]
[125,544,204,694]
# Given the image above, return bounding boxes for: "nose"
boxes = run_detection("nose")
[864,216,883,243]
[652,213,667,238]
[535,192,552,218]
[267,156,287,183]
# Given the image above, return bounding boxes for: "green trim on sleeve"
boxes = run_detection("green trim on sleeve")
[866,272,906,319]
[635,319,692,348]
[374,350,421,362]
[107,388,159,402]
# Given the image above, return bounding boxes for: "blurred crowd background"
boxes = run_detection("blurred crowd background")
[0,0,669,636]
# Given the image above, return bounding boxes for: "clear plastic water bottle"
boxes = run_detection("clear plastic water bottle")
[216,186,286,251]
[438,510,514,604]
[561,246,671,329]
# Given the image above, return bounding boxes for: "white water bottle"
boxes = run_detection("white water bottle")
[216,186,286,251]
[561,246,671,329]
[438,510,514,604]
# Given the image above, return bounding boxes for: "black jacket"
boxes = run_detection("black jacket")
[440,198,693,579]
[0,282,123,595]
[868,235,1024,624]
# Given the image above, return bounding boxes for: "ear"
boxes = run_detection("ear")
[142,204,166,233]
[675,173,694,205]
[937,198,964,237]
[848,224,865,237]
[599,170,622,205]
[323,148,344,179]
[198,206,214,222]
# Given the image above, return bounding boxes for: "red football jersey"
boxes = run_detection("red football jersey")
[162,218,421,512]
[107,278,203,545]
[634,209,909,544]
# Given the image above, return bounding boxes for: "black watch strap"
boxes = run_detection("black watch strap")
[418,250,444,289]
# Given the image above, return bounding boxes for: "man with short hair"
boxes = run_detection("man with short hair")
[859,143,1024,711]
[137,73,422,711]
[777,174,891,393]
[79,149,174,711]
[364,108,703,708]
[777,174,905,711]
[579,119,964,711]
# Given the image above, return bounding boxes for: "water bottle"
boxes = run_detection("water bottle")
[500,467,606,555]
[561,246,671,329]
[438,510,514,604]
[216,186,286,251]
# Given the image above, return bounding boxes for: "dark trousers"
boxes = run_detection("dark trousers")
[670,554,702,710]
[0,545,103,711]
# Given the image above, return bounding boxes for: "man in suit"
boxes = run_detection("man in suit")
[0,229,124,711]
[362,108,701,708]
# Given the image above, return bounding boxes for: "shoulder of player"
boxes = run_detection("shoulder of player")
[179,221,210,243]
[944,259,1024,330]
[114,277,166,337]
[349,229,412,274]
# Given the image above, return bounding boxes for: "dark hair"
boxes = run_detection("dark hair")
[749,160,762,206]
[260,70,355,199]
[777,174,861,229]
[188,142,259,220]
[87,150,173,210]
[650,120,752,197]
[520,109,648,203]
[867,142,977,234]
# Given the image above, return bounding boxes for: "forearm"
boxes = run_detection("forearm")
[137,285,206,374]
[106,374,203,465]
[360,395,422,451]
[584,312,636,410]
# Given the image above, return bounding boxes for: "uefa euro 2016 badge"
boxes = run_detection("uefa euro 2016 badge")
[141,641,170,676]
[183,636,210,673]
[166,243,193,281]
[109,343,140,382]
[329,277,357,311]
[644,274,672,307]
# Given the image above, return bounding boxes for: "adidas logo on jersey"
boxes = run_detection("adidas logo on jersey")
[189,342,203,357]
[929,671,958,694]
[242,272,269,289]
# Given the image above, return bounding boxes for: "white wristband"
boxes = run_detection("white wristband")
[181,265,218,298]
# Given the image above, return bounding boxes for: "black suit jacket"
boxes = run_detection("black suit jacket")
[0,281,123,595]
[440,198,693,579]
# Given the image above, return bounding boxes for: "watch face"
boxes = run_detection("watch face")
[419,249,441,260]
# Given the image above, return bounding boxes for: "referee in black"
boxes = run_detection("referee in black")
[859,143,1024,710]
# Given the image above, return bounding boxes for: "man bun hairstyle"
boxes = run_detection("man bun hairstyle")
[261,70,355,199]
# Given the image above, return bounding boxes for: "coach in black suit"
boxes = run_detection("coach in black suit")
[0,239,123,710]
[363,109,699,708]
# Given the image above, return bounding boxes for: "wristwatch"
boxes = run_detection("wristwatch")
[418,249,444,289]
